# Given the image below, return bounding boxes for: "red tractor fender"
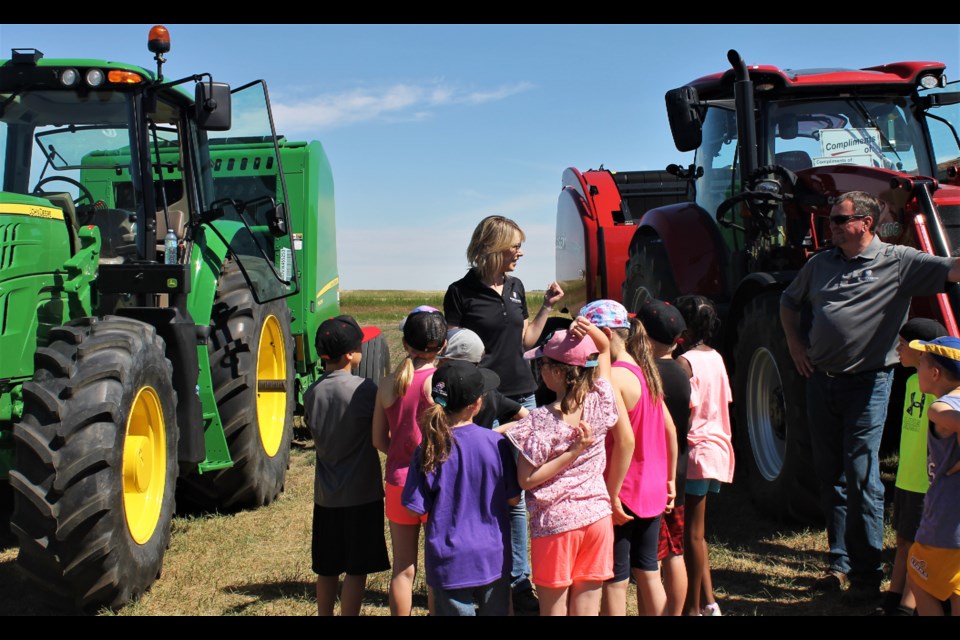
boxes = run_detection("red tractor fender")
[636,202,726,297]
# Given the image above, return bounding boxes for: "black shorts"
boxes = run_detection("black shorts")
[609,506,663,581]
[892,487,925,542]
[312,500,390,577]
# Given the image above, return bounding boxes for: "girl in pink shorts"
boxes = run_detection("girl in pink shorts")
[507,317,629,616]
[372,307,447,616]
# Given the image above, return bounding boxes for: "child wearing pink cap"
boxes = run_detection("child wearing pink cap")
[505,317,630,616]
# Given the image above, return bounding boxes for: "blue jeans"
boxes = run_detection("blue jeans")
[505,392,536,594]
[806,369,892,587]
[433,576,510,616]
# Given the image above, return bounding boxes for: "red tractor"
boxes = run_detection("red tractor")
[555,50,960,521]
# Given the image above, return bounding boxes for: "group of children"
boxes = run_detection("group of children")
[877,318,960,616]
[303,294,739,616]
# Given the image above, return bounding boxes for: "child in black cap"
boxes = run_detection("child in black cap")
[637,297,691,616]
[401,361,521,615]
[303,315,389,615]
[877,317,948,615]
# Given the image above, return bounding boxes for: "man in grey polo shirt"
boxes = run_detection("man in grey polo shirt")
[780,190,960,602]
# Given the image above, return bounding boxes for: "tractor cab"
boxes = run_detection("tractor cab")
[668,59,960,282]
[0,46,299,309]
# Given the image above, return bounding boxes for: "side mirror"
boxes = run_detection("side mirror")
[196,81,232,131]
[665,86,703,152]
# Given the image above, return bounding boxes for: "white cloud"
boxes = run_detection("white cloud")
[271,81,534,132]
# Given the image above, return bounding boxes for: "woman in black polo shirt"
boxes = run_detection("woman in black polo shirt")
[443,214,563,613]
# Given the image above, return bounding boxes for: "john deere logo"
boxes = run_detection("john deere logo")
[166,278,178,289]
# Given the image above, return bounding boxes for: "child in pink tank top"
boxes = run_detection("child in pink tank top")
[372,306,446,616]
[580,300,678,617]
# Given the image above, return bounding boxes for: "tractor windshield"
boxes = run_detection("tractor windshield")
[0,89,184,262]
[766,97,929,175]
[0,90,137,199]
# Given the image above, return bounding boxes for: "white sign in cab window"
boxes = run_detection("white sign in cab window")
[813,128,883,168]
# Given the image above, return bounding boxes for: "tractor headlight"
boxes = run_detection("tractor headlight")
[85,68,105,87]
[919,73,944,89]
[59,68,79,87]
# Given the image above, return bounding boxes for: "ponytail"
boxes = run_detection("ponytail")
[391,355,415,397]
[418,404,453,474]
[622,318,663,402]
[674,294,720,345]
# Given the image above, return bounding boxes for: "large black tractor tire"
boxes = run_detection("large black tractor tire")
[622,232,680,312]
[354,333,390,386]
[179,261,294,511]
[10,316,178,610]
[733,293,821,523]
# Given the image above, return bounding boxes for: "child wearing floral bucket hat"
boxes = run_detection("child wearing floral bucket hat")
[905,336,960,616]
[505,317,629,616]
[579,299,678,617]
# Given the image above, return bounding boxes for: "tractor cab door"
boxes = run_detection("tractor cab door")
[200,80,298,304]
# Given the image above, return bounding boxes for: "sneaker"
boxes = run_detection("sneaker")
[700,602,722,616]
[812,569,849,592]
[512,588,540,616]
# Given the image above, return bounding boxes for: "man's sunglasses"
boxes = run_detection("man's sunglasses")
[829,214,867,225]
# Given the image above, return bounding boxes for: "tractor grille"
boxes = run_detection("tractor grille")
[0,223,17,270]
[938,205,960,256]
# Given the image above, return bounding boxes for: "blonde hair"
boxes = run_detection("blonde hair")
[612,318,663,401]
[545,359,600,415]
[467,215,526,282]
[391,347,442,398]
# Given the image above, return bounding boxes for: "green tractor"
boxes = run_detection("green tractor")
[0,27,387,609]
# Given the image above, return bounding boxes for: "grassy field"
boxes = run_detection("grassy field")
[0,290,898,616]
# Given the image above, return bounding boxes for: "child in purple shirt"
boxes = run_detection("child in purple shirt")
[402,361,521,616]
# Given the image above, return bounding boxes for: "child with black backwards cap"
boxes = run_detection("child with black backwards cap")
[372,305,448,616]
[400,361,522,616]
[304,315,390,615]
[637,298,691,617]
[905,335,960,616]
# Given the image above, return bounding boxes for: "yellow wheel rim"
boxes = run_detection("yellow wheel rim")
[123,386,166,545]
[256,314,287,458]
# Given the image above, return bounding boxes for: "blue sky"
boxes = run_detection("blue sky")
[1,24,958,290]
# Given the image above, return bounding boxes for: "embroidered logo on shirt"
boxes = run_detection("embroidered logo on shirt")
[841,268,879,285]
[910,555,929,580]
[510,291,522,304]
